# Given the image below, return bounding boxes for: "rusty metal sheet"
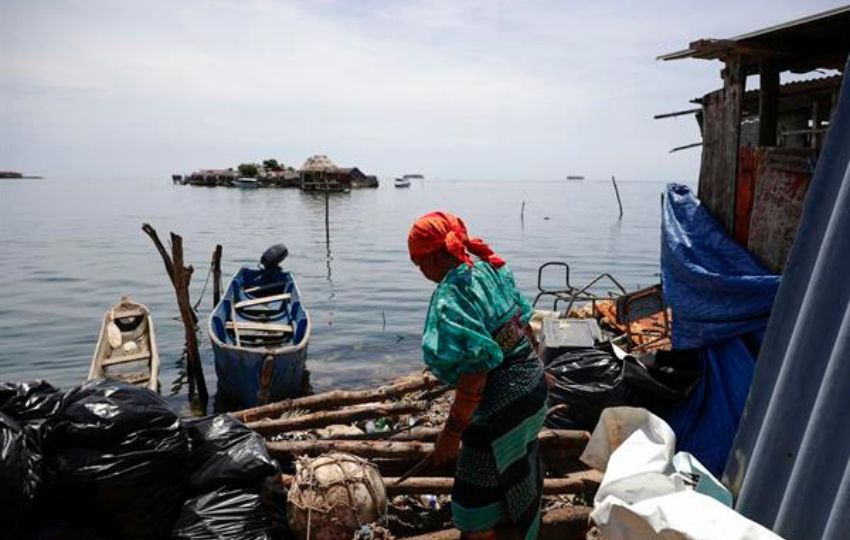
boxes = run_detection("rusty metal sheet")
[747,147,815,272]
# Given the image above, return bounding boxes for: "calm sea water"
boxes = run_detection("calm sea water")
[0,176,690,413]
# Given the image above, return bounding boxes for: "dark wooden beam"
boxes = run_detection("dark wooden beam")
[722,56,744,234]
[758,60,780,146]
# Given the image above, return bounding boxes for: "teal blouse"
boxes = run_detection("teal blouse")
[422,261,533,385]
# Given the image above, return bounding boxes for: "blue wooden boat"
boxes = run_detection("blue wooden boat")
[208,245,311,408]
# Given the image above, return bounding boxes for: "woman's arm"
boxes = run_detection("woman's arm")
[525,324,555,389]
[524,324,541,358]
[433,370,488,465]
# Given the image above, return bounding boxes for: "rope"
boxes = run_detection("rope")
[192,260,213,312]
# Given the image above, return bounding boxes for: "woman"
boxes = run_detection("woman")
[408,211,549,540]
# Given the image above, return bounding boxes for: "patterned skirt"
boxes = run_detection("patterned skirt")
[451,353,549,539]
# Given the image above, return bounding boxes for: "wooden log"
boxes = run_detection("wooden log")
[267,439,434,461]
[400,530,458,540]
[278,472,597,496]
[539,429,591,459]
[171,232,208,402]
[325,427,589,459]
[232,372,441,422]
[539,506,592,540]
[211,244,222,307]
[249,400,428,436]
[266,430,593,471]
[399,506,591,540]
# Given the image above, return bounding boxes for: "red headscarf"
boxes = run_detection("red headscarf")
[407,211,505,268]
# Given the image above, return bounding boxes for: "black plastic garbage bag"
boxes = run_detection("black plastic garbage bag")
[172,486,274,540]
[184,414,279,492]
[43,379,191,540]
[625,348,702,414]
[1,411,42,536]
[0,381,64,540]
[545,345,704,431]
[0,380,64,423]
[545,348,630,430]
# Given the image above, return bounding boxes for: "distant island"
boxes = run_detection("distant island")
[0,170,43,179]
[172,155,379,191]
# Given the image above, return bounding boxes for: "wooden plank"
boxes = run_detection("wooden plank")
[226,321,293,333]
[102,351,151,366]
[113,308,144,319]
[697,55,744,234]
[119,372,150,385]
[243,281,288,295]
[235,293,291,309]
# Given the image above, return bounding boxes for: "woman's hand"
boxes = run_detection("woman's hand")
[433,429,462,466]
[544,370,556,389]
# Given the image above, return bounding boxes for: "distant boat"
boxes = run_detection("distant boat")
[394,177,411,188]
[403,174,424,180]
[234,177,260,188]
[209,245,311,408]
[89,297,160,392]
[172,174,183,184]
[566,175,585,181]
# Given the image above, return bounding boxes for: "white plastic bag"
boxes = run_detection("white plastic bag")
[583,407,783,540]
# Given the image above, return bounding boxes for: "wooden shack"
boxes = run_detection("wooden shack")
[658,6,850,272]
[299,156,378,191]
[299,155,349,192]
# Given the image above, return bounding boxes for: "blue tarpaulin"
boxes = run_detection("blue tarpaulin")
[660,184,780,475]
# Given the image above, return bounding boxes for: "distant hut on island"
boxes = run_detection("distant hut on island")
[299,155,378,191]
[187,168,237,187]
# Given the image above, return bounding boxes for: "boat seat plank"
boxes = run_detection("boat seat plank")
[243,281,288,295]
[102,351,152,366]
[235,293,291,310]
[226,321,293,333]
[118,372,150,385]
[113,308,145,319]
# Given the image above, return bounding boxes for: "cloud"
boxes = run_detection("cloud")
[1,0,845,178]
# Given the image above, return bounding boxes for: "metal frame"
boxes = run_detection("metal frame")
[532,261,627,315]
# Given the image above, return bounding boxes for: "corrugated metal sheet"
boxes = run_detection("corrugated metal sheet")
[723,56,850,540]
[657,5,850,61]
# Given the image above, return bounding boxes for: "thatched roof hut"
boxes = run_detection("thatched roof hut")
[300,155,337,173]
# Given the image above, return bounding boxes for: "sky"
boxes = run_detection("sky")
[0,0,845,181]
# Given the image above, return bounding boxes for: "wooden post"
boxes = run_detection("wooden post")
[324,189,330,247]
[611,176,623,219]
[758,60,780,147]
[211,244,223,307]
[142,223,196,324]
[811,99,821,149]
[170,232,208,403]
[720,55,744,233]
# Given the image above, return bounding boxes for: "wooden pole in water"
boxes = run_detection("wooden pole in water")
[170,232,208,403]
[211,244,223,307]
[142,223,197,324]
[324,188,330,247]
[611,175,623,219]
